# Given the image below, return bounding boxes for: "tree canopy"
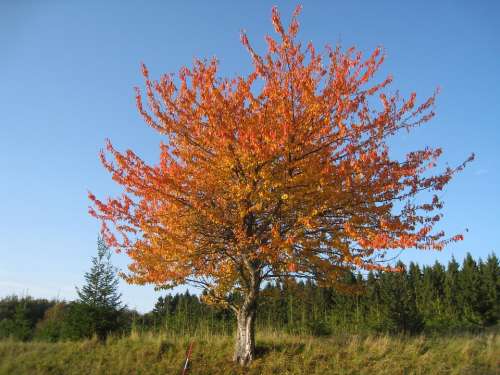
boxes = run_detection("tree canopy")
[89,6,472,364]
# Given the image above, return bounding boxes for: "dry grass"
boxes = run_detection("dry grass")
[0,331,498,374]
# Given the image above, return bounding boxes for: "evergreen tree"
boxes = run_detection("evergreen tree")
[11,303,32,341]
[403,264,424,333]
[93,252,500,337]
[478,254,500,325]
[364,271,383,331]
[377,263,422,333]
[0,296,54,340]
[75,237,123,340]
[443,256,461,326]
[459,253,482,326]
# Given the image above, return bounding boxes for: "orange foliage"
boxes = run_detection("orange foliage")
[89,6,472,307]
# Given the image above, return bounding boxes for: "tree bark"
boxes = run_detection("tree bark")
[233,304,256,366]
[233,248,260,366]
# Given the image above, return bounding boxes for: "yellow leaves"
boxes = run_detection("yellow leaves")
[345,177,351,190]
[89,5,468,309]
[309,103,322,114]
[285,236,295,246]
[379,218,390,230]
[299,216,312,229]
[343,222,357,238]
[353,257,363,267]
[249,202,263,212]
[271,225,280,239]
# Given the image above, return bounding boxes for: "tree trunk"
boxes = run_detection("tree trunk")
[233,304,256,366]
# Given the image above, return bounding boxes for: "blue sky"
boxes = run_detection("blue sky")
[0,1,498,313]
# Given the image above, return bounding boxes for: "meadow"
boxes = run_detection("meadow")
[0,331,498,375]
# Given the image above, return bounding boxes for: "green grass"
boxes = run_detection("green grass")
[0,331,499,374]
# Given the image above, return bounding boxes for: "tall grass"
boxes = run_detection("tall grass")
[0,330,498,374]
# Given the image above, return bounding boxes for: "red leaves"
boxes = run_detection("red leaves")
[88,6,471,295]
[271,6,285,36]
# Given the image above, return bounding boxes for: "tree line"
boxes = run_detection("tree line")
[144,252,500,336]
[0,243,498,341]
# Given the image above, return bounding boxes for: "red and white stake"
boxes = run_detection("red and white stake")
[181,342,194,375]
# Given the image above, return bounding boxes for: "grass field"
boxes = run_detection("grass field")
[0,331,499,375]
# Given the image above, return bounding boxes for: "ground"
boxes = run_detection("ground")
[0,331,498,374]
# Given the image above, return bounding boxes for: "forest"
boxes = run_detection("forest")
[1,252,498,342]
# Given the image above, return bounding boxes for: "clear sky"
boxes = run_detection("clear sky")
[1,1,499,313]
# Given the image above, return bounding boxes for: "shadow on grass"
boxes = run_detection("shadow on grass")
[157,340,175,359]
[255,342,305,358]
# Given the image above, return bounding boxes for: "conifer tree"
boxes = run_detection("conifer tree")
[478,254,500,325]
[460,253,482,326]
[143,252,499,336]
[76,237,123,340]
[365,271,383,330]
[12,303,32,341]
[444,256,461,325]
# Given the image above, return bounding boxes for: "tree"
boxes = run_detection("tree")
[478,254,500,325]
[0,296,54,341]
[76,237,123,340]
[13,304,31,341]
[443,256,461,326]
[35,303,68,342]
[378,262,423,333]
[460,253,482,326]
[89,6,472,365]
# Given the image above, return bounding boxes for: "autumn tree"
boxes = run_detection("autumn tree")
[89,6,472,365]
